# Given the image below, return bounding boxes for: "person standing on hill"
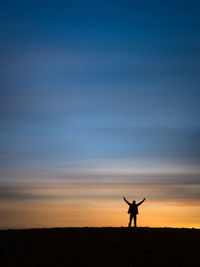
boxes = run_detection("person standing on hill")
[123,197,146,228]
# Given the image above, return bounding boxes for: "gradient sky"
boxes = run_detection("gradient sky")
[0,0,200,228]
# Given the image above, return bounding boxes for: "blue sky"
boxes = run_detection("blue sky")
[0,0,200,227]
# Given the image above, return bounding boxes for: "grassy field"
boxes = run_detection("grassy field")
[1,227,200,266]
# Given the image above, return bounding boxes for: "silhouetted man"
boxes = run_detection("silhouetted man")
[123,197,146,228]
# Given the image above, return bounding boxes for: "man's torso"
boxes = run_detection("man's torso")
[128,204,138,215]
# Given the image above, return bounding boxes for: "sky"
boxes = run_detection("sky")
[0,0,200,228]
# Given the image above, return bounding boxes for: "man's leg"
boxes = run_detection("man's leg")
[128,215,133,228]
[134,215,137,228]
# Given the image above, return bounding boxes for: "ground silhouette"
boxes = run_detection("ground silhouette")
[1,227,200,266]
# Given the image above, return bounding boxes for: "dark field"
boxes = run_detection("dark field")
[1,227,200,266]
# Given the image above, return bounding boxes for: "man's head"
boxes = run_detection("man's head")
[132,200,136,204]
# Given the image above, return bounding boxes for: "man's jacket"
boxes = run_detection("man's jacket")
[128,203,139,215]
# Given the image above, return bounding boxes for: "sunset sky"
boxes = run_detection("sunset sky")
[1,0,200,228]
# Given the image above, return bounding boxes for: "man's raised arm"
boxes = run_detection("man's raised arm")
[137,198,146,206]
[123,196,130,205]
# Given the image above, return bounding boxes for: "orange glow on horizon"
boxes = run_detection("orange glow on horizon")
[1,198,200,229]
[0,178,200,229]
